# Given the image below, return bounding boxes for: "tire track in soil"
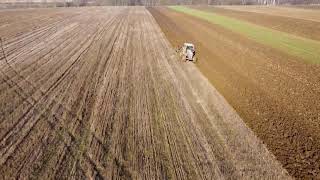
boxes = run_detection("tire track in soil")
[1,7,291,179]
[0,6,122,165]
[0,7,130,179]
[0,9,127,170]
[0,26,95,141]
[0,10,116,119]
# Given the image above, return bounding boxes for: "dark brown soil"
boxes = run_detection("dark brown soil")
[148,7,320,179]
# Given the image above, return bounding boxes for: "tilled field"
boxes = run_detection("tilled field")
[0,7,290,179]
[194,6,320,41]
[148,7,320,179]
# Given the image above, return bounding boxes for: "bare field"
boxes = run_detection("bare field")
[0,7,290,179]
[148,7,320,179]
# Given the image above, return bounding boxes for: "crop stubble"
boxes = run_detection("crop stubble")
[0,7,289,179]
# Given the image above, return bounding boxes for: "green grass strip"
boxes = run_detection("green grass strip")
[169,6,320,64]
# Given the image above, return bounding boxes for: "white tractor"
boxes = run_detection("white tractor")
[182,43,196,62]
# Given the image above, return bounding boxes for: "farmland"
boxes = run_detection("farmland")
[170,6,320,63]
[0,6,291,179]
[148,6,320,179]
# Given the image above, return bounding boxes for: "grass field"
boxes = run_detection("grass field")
[169,6,320,64]
[219,5,320,22]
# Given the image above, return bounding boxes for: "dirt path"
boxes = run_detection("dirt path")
[148,7,320,179]
[0,7,290,179]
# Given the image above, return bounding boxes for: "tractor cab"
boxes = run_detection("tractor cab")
[182,43,196,61]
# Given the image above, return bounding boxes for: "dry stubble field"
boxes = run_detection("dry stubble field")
[0,7,290,179]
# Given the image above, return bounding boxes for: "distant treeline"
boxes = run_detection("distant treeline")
[0,0,319,7]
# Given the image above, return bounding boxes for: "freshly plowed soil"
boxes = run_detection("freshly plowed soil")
[148,7,320,179]
[0,7,290,179]
[194,6,320,41]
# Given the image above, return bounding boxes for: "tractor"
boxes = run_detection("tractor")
[181,43,196,62]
